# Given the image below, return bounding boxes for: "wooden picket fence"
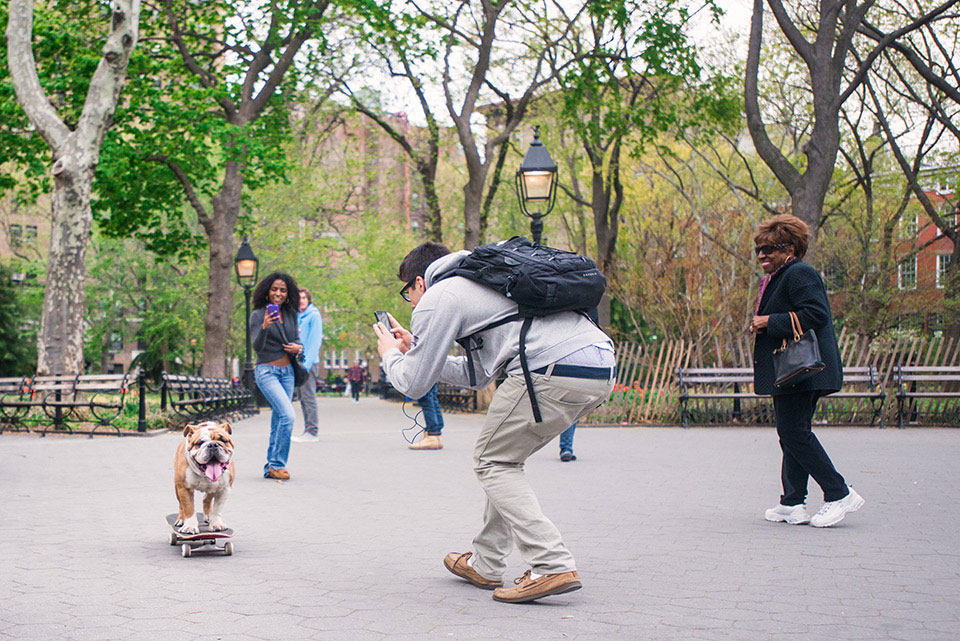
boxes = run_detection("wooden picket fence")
[581,328,960,426]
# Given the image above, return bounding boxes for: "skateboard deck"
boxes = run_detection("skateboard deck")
[166,513,234,557]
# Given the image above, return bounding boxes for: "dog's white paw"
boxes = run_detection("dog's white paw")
[208,516,227,531]
[179,517,200,534]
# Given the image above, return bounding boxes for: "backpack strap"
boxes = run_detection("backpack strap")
[517,317,543,423]
[455,314,521,387]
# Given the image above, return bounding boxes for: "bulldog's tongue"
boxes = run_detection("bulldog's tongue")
[204,462,223,482]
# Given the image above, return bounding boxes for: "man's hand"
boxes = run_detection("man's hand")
[385,313,413,354]
[374,321,404,357]
[748,315,770,334]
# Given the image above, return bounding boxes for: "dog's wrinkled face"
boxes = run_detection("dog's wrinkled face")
[183,421,234,482]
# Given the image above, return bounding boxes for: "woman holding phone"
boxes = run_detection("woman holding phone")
[250,272,303,480]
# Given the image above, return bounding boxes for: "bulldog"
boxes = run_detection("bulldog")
[174,421,236,534]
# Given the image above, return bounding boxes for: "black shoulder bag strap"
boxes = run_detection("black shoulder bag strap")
[517,317,542,423]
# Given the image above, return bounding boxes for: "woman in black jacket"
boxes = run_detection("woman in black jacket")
[749,214,864,528]
[250,272,303,480]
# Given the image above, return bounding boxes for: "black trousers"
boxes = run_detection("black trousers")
[773,391,848,505]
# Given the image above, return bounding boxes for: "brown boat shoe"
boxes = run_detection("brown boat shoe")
[266,467,290,480]
[492,570,582,604]
[443,552,503,590]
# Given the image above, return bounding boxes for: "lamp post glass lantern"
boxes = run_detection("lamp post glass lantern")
[515,126,558,245]
[234,236,259,410]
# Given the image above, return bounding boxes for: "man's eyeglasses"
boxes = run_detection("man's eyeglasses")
[755,243,791,256]
[399,277,418,302]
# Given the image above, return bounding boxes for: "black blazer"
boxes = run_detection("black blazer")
[753,259,842,396]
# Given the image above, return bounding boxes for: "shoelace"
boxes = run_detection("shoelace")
[514,570,532,585]
[815,501,835,516]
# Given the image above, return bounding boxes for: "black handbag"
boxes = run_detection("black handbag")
[772,311,826,389]
[277,315,309,387]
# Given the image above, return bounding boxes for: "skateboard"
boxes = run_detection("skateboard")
[166,513,234,557]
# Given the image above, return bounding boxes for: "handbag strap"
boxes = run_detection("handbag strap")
[274,309,303,359]
[788,311,803,341]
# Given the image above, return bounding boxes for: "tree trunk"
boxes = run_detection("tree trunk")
[6,0,140,376]
[200,163,242,378]
[463,179,484,250]
[592,170,615,274]
[37,157,95,375]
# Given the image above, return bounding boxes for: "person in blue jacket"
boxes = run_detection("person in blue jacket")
[293,287,324,443]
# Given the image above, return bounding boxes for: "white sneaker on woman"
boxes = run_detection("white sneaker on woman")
[764,503,811,524]
[810,488,864,528]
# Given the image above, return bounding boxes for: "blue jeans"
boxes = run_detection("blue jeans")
[418,383,444,435]
[255,363,295,475]
[559,422,577,453]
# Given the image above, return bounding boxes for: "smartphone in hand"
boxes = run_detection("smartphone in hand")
[267,303,280,320]
[374,310,391,332]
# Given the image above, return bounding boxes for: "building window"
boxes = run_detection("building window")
[901,212,918,239]
[10,224,22,238]
[24,225,37,239]
[937,254,952,289]
[936,205,958,237]
[898,256,917,290]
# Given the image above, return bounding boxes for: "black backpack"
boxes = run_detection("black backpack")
[435,236,606,422]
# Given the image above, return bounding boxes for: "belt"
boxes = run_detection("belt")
[532,364,616,379]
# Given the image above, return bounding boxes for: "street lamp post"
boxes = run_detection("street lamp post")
[515,126,558,245]
[234,235,259,411]
[189,338,197,375]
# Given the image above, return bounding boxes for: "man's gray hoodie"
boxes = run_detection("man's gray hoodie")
[381,251,613,399]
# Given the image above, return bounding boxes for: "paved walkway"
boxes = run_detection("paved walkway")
[1,395,958,641]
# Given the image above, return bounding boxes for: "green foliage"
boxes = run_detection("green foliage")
[83,234,206,376]
[0,2,106,198]
[0,266,38,375]
[559,0,739,159]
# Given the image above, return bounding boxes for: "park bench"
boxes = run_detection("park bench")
[0,375,34,430]
[676,367,763,428]
[0,373,133,435]
[161,373,253,423]
[895,366,960,428]
[436,383,477,412]
[676,366,885,428]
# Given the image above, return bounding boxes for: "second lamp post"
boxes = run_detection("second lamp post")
[234,235,259,411]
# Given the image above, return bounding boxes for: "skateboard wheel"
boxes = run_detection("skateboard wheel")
[169,532,178,546]
[224,542,234,556]
[181,543,192,558]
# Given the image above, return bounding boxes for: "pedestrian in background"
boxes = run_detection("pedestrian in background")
[749,214,864,527]
[346,360,367,402]
[409,383,444,450]
[250,272,303,480]
[293,287,323,443]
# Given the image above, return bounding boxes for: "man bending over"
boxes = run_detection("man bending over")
[374,241,615,604]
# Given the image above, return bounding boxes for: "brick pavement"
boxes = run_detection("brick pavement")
[1,395,958,641]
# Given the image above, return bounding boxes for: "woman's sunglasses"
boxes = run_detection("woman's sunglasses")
[755,243,791,256]
[399,277,418,302]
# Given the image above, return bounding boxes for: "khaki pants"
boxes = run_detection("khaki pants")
[470,371,614,579]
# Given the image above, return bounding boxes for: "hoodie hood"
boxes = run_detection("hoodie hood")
[298,303,320,321]
[425,251,469,287]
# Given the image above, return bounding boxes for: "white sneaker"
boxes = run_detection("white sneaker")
[810,488,864,528]
[292,432,320,443]
[764,503,811,524]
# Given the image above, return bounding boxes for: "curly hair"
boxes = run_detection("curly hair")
[252,271,301,313]
[754,214,809,259]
